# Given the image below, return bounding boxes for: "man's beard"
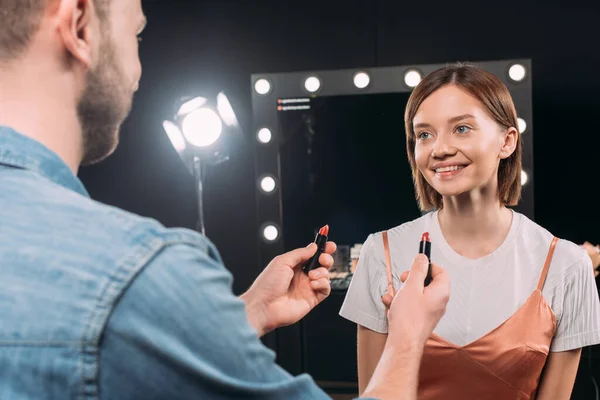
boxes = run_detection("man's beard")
[77,38,133,166]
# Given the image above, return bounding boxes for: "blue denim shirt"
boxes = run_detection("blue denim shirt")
[0,126,343,399]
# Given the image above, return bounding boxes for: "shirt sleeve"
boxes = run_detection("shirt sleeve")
[98,241,332,400]
[339,234,390,334]
[551,251,600,352]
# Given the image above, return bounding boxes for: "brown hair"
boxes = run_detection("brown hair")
[404,62,522,211]
[0,0,110,61]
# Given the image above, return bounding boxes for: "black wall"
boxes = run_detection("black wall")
[78,1,600,397]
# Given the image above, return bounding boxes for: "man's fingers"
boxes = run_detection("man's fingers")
[285,241,337,270]
[400,270,409,283]
[403,254,429,290]
[285,243,321,268]
[426,263,449,291]
[308,267,330,280]
[381,292,393,309]
[317,253,335,270]
[324,241,337,255]
[428,262,445,279]
[424,263,450,304]
[310,278,331,297]
[307,241,337,253]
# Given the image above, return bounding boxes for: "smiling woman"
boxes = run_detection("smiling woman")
[406,64,522,211]
[339,63,600,400]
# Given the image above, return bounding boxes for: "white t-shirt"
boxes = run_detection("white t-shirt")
[339,211,600,352]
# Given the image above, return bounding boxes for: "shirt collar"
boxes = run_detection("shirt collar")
[0,126,90,197]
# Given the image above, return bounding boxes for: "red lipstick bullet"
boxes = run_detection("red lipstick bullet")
[303,224,329,274]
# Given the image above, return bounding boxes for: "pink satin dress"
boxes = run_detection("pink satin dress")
[382,232,558,399]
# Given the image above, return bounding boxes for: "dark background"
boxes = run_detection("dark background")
[279,93,422,251]
[78,0,600,397]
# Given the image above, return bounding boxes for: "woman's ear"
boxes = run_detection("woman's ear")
[499,126,518,160]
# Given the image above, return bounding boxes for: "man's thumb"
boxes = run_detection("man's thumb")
[285,243,318,267]
[406,254,429,283]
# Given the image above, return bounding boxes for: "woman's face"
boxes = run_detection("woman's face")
[413,84,516,200]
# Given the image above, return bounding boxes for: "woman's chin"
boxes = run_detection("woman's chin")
[434,187,472,198]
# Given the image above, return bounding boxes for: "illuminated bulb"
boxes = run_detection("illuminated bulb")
[263,225,279,241]
[260,176,277,193]
[304,76,321,93]
[255,79,271,95]
[404,70,422,88]
[181,108,223,147]
[509,64,526,82]
[257,128,272,144]
[521,170,529,186]
[354,72,370,89]
[518,118,527,134]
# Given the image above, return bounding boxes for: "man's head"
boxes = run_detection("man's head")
[0,0,146,165]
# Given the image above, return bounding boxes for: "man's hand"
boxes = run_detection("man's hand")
[240,242,337,337]
[582,242,600,277]
[383,254,450,348]
[362,255,450,400]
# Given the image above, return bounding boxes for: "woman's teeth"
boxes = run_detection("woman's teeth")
[436,165,465,173]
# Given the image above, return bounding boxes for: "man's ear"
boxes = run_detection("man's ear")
[56,0,95,69]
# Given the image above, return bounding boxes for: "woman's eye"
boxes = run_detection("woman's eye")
[418,132,431,140]
[456,125,471,134]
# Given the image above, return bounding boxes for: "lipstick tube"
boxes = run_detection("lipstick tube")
[303,225,329,274]
[419,232,432,287]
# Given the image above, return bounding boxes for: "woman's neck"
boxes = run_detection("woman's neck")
[437,195,513,259]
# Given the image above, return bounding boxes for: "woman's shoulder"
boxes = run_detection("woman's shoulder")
[516,212,587,272]
[368,211,432,238]
[362,212,434,254]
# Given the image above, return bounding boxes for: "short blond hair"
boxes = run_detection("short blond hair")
[404,63,522,211]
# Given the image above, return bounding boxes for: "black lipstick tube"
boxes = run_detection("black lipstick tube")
[419,234,433,287]
[303,229,328,274]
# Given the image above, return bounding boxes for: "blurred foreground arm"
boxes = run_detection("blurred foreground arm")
[361,255,450,400]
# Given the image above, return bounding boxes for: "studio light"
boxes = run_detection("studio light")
[518,118,527,134]
[162,120,186,153]
[164,91,240,156]
[509,64,526,82]
[254,78,272,95]
[521,170,529,186]
[182,108,223,147]
[262,224,280,242]
[217,92,239,128]
[353,71,370,89]
[404,69,422,88]
[304,76,321,93]
[163,91,242,235]
[177,97,208,117]
[259,176,277,194]
[257,128,272,144]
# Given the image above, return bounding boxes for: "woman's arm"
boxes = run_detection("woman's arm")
[358,325,388,395]
[535,348,582,400]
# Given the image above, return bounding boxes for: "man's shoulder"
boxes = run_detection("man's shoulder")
[1,167,210,258]
[0,168,215,342]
